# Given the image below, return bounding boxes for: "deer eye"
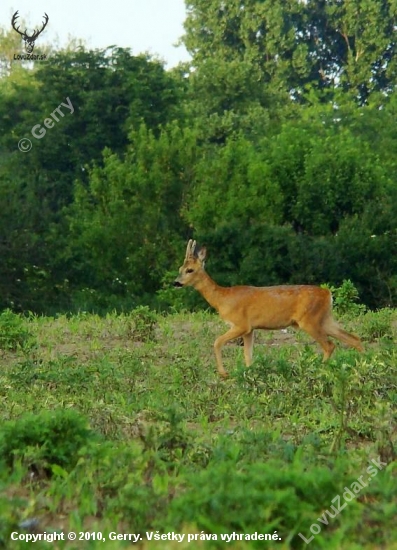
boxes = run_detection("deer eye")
[186,268,194,274]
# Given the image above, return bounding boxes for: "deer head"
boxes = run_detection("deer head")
[173,239,207,288]
[11,11,49,53]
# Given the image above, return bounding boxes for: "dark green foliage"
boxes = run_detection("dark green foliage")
[164,459,351,545]
[183,116,397,308]
[63,123,197,308]
[0,4,397,313]
[0,47,183,313]
[0,409,94,473]
[184,0,397,107]
[322,280,366,317]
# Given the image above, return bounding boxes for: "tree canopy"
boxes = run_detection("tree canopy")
[0,1,396,313]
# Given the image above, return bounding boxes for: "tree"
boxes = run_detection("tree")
[0,45,185,312]
[183,0,397,111]
[62,123,198,310]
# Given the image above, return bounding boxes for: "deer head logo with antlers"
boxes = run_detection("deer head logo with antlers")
[11,11,49,54]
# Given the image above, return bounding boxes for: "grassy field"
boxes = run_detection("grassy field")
[0,305,396,549]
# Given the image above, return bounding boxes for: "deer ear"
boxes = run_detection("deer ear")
[197,247,207,263]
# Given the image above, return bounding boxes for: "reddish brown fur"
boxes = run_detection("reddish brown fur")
[174,240,363,378]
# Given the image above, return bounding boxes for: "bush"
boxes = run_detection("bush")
[322,280,366,316]
[0,309,35,351]
[359,309,395,342]
[129,306,158,342]
[0,409,95,474]
[163,458,355,547]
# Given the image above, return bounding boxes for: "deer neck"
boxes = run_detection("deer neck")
[193,271,224,311]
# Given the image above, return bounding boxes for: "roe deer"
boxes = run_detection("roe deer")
[174,240,363,378]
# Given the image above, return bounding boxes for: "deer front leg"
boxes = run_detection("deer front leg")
[214,326,249,378]
[243,330,254,366]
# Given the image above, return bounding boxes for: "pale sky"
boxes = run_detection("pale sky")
[0,0,191,67]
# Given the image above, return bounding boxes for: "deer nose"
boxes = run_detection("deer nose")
[173,281,183,287]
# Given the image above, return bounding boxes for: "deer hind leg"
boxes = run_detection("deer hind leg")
[214,325,250,378]
[323,317,364,352]
[297,319,336,361]
[243,330,254,367]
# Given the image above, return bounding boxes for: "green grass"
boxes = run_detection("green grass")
[0,308,396,549]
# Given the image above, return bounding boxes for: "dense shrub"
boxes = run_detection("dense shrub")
[0,409,95,474]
